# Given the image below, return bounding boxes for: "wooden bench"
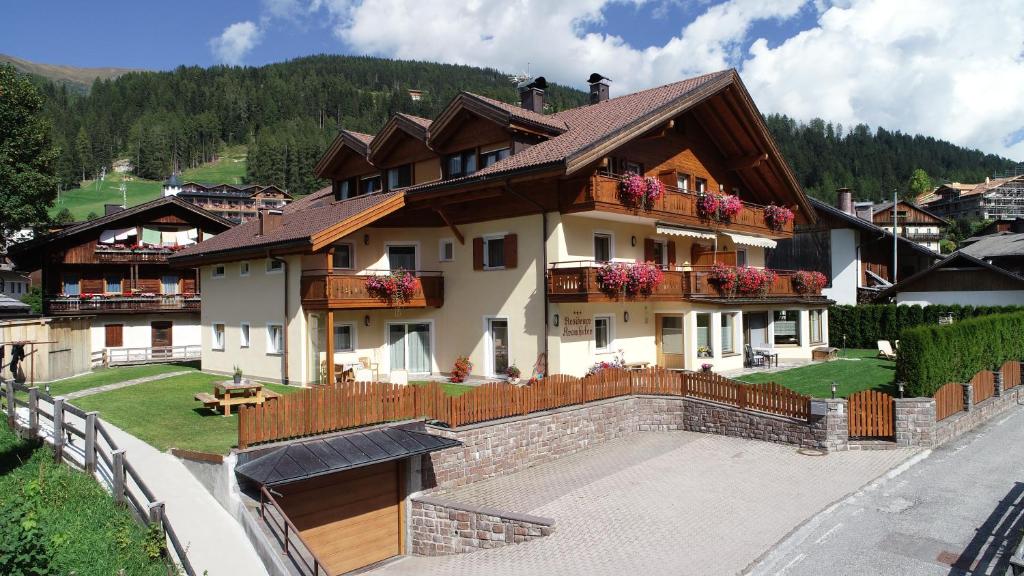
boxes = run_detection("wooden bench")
[813,346,839,361]
[194,392,219,409]
[262,390,282,401]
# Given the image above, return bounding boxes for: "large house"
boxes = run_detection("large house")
[7,197,233,360]
[857,199,946,252]
[878,252,1024,306]
[922,175,1024,221]
[163,176,293,223]
[172,70,831,385]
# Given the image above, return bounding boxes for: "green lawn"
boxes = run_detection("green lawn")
[51,172,163,220]
[0,421,166,575]
[735,349,897,398]
[180,145,247,184]
[410,380,475,397]
[46,363,197,397]
[74,372,299,454]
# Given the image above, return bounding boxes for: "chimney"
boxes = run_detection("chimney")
[258,209,283,236]
[104,204,125,216]
[587,73,611,104]
[836,188,854,215]
[518,76,547,114]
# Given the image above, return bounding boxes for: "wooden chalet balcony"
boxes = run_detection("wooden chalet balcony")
[300,269,444,310]
[561,173,794,238]
[47,294,201,314]
[94,247,174,263]
[548,262,824,303]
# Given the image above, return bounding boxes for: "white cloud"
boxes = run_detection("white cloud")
[209,21,263,65]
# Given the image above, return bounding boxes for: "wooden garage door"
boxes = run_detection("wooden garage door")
[277,461,401,575]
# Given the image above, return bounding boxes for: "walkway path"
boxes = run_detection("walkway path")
[751,406,1024,576]
[64,370,193,399]
[370,432,917,576]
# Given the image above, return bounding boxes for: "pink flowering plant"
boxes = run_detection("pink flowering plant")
[596,262,629,295]
[618,172,665,210]
[763,204,795,231]
[697,192,743,222]
[596,262,663,297]
[792,270,827,294]
[364,270,420,303]
[586,349,625,376]
[708,265,777,297]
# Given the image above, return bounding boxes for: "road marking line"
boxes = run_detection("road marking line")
[815,523,843,544]
[776,553,806,575]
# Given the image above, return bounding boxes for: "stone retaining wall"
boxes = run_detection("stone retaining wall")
[891,384,1023,448]
[410,497,554,555]
[933,385,1022,446]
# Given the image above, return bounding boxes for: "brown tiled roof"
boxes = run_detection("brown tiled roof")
[398,114,432,129]
[348,130,374,146]
[466,94,569,133]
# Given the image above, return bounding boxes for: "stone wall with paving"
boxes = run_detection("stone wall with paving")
[933,384,1022,446]
[409,496,554,555]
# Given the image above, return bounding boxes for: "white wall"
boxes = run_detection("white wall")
[822,228,859,305]
[896,291,1024,306]
[88,314,201,354]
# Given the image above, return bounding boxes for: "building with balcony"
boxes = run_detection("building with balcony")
[923,175,1024,222]
[173,69,831,386]
[860,199,947,252]
[6,196,233,359]
[163,176,293,223]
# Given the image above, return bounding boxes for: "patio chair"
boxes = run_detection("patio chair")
[744,344,766,368]
[877,340,897,361]
[359,356,380,381]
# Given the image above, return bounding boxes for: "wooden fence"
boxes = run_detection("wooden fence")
[972,370,996,405]
[1,379,194,575]
[238,368,812,449]
[847,389,894,438]
[933,382,965,422]
[1002,361,1021,390]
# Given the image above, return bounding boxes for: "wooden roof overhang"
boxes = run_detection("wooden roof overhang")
[368,115,435,168]
[427,93,564,152]
[314,130,375,179]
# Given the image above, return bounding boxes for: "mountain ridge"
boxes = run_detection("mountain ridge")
[1,53,143,92]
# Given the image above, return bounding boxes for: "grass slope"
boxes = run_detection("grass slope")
[735,349,896,398]
[47,363,196,397]
[181,144,247,184]
[0,421,165,575]
[51,172,163,220]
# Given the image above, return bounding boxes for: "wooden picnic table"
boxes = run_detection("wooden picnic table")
[624,361,650,371]
[194,380,281,416]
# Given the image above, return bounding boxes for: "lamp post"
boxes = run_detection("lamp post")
[831,381,837,399]
[898,382,905,399]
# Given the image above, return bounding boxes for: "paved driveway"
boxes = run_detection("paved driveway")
[370,432,917,576]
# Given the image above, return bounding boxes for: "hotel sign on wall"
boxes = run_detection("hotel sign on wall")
[561,310,593,338]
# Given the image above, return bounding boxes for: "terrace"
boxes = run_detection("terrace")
[300,268,445,310]
[47,293,201,314]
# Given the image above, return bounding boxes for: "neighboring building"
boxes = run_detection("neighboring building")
[0,294,31,318]
[864,200,947,252]
[163,176,293,223]
[0,269,30,299]
[407,89,424,101]
[768,192,942,305]
[959,230,1024,276]
[923,175,1024,221]
[6,197,234,359]
[173,69,831,387]
[878,252,1024,306]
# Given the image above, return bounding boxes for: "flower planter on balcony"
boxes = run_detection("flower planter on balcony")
[300,269,444,310]
[47,294,201,314]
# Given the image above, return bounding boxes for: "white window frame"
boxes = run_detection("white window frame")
[809,309,825,344]
[696,312,714,358]
[384,319,436,375]
[265,258,284,274]
[266,323,284,355]
[483,316,511,377]
[333,242,356,270]
[239,261,250,277]
[593,231,614,263]
[384,241,421,271]
[482,233,507,270]
[212,265,225,279]
[652,239,669,268]
[333,322,356,353]
[240,322,250,348]
[720,311,739,355]
[211,322,226,351]
[593,314,614,353]
[438,238,455,262]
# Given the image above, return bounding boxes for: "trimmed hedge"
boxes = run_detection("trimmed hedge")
[897,312,1024,397]
[828,304,1024,349]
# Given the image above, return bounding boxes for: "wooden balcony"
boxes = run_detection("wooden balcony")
[560,174,794,238]
[300,270,444,310]
[547,263,825,303]
[94,248,173,263]
[47,294,201,314]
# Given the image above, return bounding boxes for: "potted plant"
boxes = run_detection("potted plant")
[701,363,713,373]
[791,270,828,294]
[505,365,521,384]
[763,204,795,231]
[232,366,243,384]
[365,270,420,304]
[697,346,713,358]
[450,355,472,383]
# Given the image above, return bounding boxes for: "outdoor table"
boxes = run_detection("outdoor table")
[206,380,265,416]
[624,361,650,371]
[754,347,779,368]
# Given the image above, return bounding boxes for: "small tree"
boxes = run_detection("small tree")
[86,211,100,221]
[905,168,932,201]
[53,207,75,225]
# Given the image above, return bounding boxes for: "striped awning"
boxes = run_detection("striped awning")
[725,232,777,249]
[655,224,716,240]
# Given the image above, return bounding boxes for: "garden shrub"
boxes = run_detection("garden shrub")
[897,311,1024,397]
[828,304,1024,348]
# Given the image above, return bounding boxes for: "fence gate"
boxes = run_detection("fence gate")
[847,389,894,439]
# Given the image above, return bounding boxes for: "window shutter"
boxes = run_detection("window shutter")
[667,241,677,269]
[658,170,676,189]
[473,237,484,270]
[105,324,123,348]
[644,239,655,263]
[503,233,518,269]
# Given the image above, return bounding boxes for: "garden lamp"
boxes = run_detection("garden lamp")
[898,382,905,398]
[831,381,837,399]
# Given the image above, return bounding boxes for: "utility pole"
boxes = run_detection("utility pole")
[892,189,898,284]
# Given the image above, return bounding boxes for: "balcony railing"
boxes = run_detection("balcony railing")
[560,173,794,238]
[547,262,824,302]
[47,294,201,314]
[300,269,444,310]
[901,231,944,242]
[94,247,175,263]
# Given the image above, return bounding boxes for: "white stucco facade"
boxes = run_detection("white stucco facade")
[88,313,202,354]
[822,228,859,305]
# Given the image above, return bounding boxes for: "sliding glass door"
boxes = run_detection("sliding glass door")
[388,322,432,374]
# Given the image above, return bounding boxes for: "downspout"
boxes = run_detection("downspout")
[503,182,549,375]
[270,252,290,386]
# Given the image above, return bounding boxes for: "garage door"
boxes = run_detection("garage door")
[277,461,401,575]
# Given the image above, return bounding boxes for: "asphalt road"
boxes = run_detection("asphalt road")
[751,404,1024,576]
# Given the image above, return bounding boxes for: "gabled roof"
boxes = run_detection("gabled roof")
[960,231,1024,258]
[428,92,568,147]
[314,129,376,178]
[808,198,943,260]
[0,294,31,317]
[368,113,433,164]
[877,251,1024,299]
[869,200,948,224]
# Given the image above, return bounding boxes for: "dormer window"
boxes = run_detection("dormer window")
[360,175,382,195]
[480,147,510,168]
[386,164,412,190]
[445,150,477,179]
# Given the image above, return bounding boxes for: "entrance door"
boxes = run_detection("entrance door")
[151,321,173,348]
[656,314,685,369]
[487,318,509,376]
[387,245,417,271]
[388,323,431,374]
[744,313,768,348]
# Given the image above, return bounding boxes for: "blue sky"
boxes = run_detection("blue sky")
[3,1,1023,161]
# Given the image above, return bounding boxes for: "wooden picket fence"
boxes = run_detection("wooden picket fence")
[933,382,965,422]
[1002,361,1021,390]
[238,368,813,449]
[972,370,996,405]
[847,389,894,438]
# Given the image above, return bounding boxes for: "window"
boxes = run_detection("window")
[696,313,712,357]
[445,149,477,178]
[484,236,505,269]
[334,179,352,200]
[594,316,612,351]
[212,265,225,278]
[810,309,824,344]
[736,249,747,267]
[677,173,690,191]
[105,324,124,348]
[212,323,225,351]
[267,324,284,355]
[240,262,250,276]
[240,323,250,348]
[360,175,382,195]
[162,275,179,295]
[105,275,122,294]
[773,310,801,346]
[439,239,455,262]
[594,233,612,262]
[721,313,735,354]
[652,240,668,268]
[266,258,283,273]
[63,274,80,296]
[334,243,354,269]
[334,323,354,352]
[695,177,708,193]
[624,160,643,174]
[387,245,418,271]
[480,148,510,168]
[386,164,412,190]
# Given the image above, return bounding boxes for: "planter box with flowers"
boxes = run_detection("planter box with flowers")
[697,192,743,223]
[596,261,664,298]
[707,264,777,297]
[618,172,665,210]
[763,204,795,231]
[791,270,827,295]
[364,270,421,304]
